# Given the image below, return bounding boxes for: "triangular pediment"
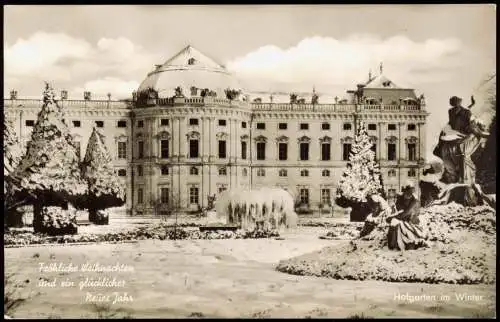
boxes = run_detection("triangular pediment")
[161,45,225,71]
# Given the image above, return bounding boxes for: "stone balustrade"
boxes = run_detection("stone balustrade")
[4,97,425,112]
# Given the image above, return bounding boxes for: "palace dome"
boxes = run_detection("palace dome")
[137,45,243,99]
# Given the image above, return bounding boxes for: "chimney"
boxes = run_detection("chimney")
[10,90,18,100]
[84,91,91,101]
[107,93,112,101]
[61,90,68,100]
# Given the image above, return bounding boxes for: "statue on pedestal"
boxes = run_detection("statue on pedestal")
[426,95,493,207]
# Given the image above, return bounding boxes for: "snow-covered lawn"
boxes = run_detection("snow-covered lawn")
[4,227,495,319]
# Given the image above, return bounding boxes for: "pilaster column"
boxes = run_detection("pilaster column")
[173,117,180,160]
[398,122,404,162]
[202,117,210,162]
[231,118,238,189]
[209,117,216,162]
[179,117,186,161]
[418,121,425,163]
[378,121,383,161]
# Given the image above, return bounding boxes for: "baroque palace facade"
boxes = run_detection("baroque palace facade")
[5,46,428,215]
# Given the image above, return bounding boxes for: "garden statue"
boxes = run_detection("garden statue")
[386,182,427,251]
[429,95,492,207]
[207,194,216,210]
[174,86,184,98]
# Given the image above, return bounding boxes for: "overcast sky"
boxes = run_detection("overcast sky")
[4,5,496,159]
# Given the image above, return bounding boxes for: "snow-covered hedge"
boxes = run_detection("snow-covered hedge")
[4,223,280,246]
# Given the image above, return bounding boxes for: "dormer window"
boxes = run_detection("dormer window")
[188,58,196,65]
[382,81,391,87]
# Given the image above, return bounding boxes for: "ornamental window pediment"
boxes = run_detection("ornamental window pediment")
[341,136,354,144]
[405,136,418,144]
[297,136,311,143]
[216,132,229,140]
[156,131,171,140]
[319,136,332,143]
[276,135,289,143]
[136,132,144,139]
[240,134,249,141]
[186,131,201,140]
[385,136,398,143]
[369,136,378,143]
[254,135,267,143]
[114,134,128,142]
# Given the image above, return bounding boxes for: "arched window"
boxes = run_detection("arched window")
[322,169,330,177]
[279,169,288,177]
[188,58,196,65]
[218,167,227,176]
[190,167,199,175]
[300,169,309,177]
[257,168,265,177]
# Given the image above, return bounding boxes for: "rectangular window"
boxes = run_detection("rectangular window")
[137,165,143,177]
[300,143,309,161]
[278,143,288,161]
[321,189,331,205]
[160,140,169,159]
[256,142,266,160]
[117,169,127,177]
[408,169,417,177]
[278,123,287,130]
[189,186,199,205]
[322,123,330,130]
[218,119,227,126]
[241,141,247,160]
[117,142,127,159]
[160,187,169,204]
[368,124,377,131]
[299,188,309,205]
[218,140,227,159]
[256,123,265,130]
[72,120,81,128]
[321,143,331,161]
[343,123,352,130]
[388,124,397,131]
[343,143,352,161]
[189,118,199,126]
[161,119,169,126]
[74,141,81,161]
[138,141,144,159]
[95,121,104,128]
[300,123,309,130]
[408,143,417,161]
[137,120,143,128]
[189,139,199,158]
[160,165,169,176]
[241,122,247,129]
[117,120,127,128]
[388,143,397,161]
[407,124,416,131]
[137,188,144,204]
